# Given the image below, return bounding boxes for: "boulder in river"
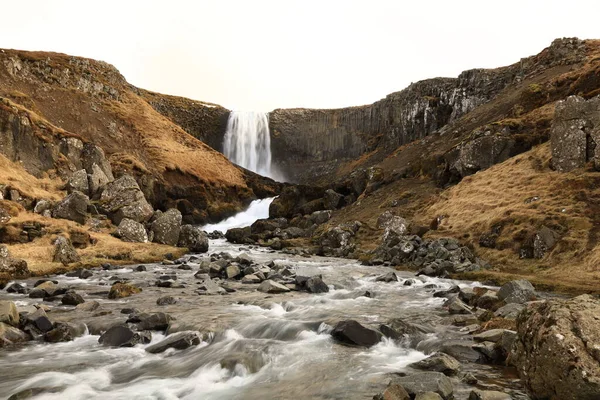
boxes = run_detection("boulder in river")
[108,282,142,299]
[151,208,182,246]
[331,320,382,347]
[61,290,85,306]
[257,280,290,294]
[44,321,86,343]
[145,331,201,353]
[497,279,536,304]
[0,301,19,326]
[390,372,453,400]
[375,271,398,283]
[0,322,30,347]
[156,296,177,306]
[511,294,600,400]
[98,325,151,347]
[135,312,172,331]
[178,225,209,252]
[115,218,148,243]
[305,276,329,293]
[408,352,461,376]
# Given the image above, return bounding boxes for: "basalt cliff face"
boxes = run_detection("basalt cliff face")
[269,38,588,184]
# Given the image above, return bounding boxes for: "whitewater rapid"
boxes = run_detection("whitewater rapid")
[202,197,275,233]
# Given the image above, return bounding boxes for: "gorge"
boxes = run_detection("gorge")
[0,37,600,400]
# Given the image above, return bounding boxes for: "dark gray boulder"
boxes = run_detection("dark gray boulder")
[331,320,381,347]
[99,175,153,225]
[66,169,89,195]
[61,290,85,306]
[497,280,536,304]
[178,225,209,252]
[145,331,201,354]
[98,325,151,347]
[151,209,182,246]
[52,191,90,224]
[409,352,461,376]
[305,276,329,293]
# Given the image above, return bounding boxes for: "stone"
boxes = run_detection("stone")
[473,329,511,343]
[225,227,252,244]
[494,303,525,319]
[98,325,151,347]
[99,175,153,225]
[156,296,177,306]
[44,321,86,343]
[236,253,253,265]
[135,312,172,331]
[108,282,141,299]
[52,191,90,224]
[52,236,80,265]
[178,225,209,252]
[409,352,461,375]
[25,308,53,333]
[116,218,148,243]
[145,331,201,354]
[497,280,536,304]
[468,390,512,400]
[0,245,29,278]
[61,290,85,306]
[305,276,329,293]
[242,274,262,284]
[374,384,410,400]
[331,320,382,347]
[391,372,453,400]
[415,394,443,400]
[0,301,19,326]
[473,341,501,362]
[88,163,111,196]
[375,271,398,283]
[377,211,410,240]
[151,208,182,246]
[511,295,600,400]
[475,291,499,310]
[323,189,344,210]
[33,199,53,215]
[225,264,242,279]
[81,143,114,181]
[446,296,472,314]
[257,280,290,294]
[0,322,29,347]
[533,226,560,259]
[67,169,89,195]
[59,137,84,169]
[76,300,100,312]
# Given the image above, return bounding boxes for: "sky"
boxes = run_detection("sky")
[2,0,600,111]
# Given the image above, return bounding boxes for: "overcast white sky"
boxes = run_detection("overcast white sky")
[2,0,600,110]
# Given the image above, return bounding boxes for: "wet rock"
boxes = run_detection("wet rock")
[25,308,53,333]
[511,295,600,400]
[458,287,477,304]
[415,393,443,400]
[445,296,472,314]
[76,300,100,312]
[52,191,90,224]
[178,225,209,252]
[473,329,511,343]
[422,340,485,363]
[135,265,147,272]
[375,271,398,283]
[29,281,60,298]
[6,283,27,294]
[331,320,382,347]
[433,285,460,298]
[98,325,151,347]
[225,264,242,279]
[61,290,85,306]
[52,236,80,265]
[236,253,253,265]
[135,312,172,331]
[475,291,499,310]
[494,303,525,319]
[220,351,266,374]
[468,390,512,400]
[374,384,410,400]
[151,208,182,246]
[99,175,153,225]
[257,280,290,294]
[44,321,86,343]
[225,226,252,244]
[145,331,201,354]
[409,352,461,376]
[391,372,453,400]
[0,322,30,347]
[115,218,148,243]
[0,301,19,326]
[472,341,502,362]
[497,280,536,304]
[66,169,89,195]
[303,276,328,293]
[242,274,262,284]
[108,282,142,299]
[156,296,177,306]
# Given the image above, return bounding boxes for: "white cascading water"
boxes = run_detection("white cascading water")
[223,111,272,178]
[202,197,275,232]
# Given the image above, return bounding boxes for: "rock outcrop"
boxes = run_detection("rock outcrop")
[511,295,600,400]
[99,175,154,225]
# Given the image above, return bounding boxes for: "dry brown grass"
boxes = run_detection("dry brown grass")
[0,153,64,200]
[422,143,600,294]
[6,210,185,275]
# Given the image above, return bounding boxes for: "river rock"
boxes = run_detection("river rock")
[257,280,290,294]
[99,175,154,225]
[305,276,329,293]
[374,384,410,400]
[98,325,151,347]
[473,329,512,343]
[475,291,500,310]
[375,271,398,283]
[25,308,53,333]
[52,191,90,224]
[76,300,100,312]
[242,274,262,284]
[494,303,525,319]
[497,280,536,304]
[0,301,19,327]
[108,282,141,299]
[151,208,182,246]
[468,390,512,400]
[331,320,382,347]
[511,294,600,400]
[225,227,252,244]
[145,331,201,354]
[156,296,177,306]
[391,372,453,400]
[61,290,85,306]
[0,322,29,347]
[116,218,148,243]
[178,225,209,252]
[415,392,443,400]
[226,264,242,279]
[409,352,461,375]
[44,321,86,343]
[52,236,80,265]
[445,296,472,314]
[135,312,172,331]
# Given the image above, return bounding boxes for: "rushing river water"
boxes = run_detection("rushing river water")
[0,240,528,400]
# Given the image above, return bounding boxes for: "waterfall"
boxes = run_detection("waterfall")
[223,111,272,178]
[202,197,275,233]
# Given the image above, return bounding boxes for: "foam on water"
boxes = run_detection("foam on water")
[202,197,275,233]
